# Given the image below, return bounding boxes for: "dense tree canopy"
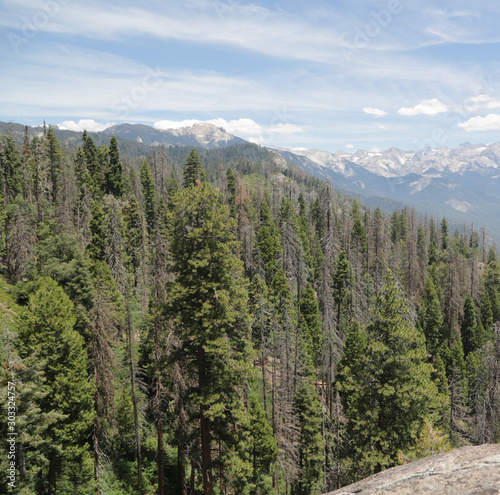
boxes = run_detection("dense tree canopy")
[1,130,499,495]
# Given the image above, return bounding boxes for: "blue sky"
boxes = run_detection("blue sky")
[1,0,500,152]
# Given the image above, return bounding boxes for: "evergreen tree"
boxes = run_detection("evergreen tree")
[0,135,23,202]
[299,282,322,371]
[255,198,282,284]
[332,250,351,339]
[83,133,104,196]
[420,276,444,355]
[249,397,279,494]
[226,166,237,216]
[16,277,95,493]
[106,136,123,197]
[87,201,106,261]
[45,126,63,200]
[183,148,206,188]
[167,181,254,495]
[441,217,449,250]
[338,270,444,477]
[292,380,324,495]
[461,295,480,357]
[140,159,157,232]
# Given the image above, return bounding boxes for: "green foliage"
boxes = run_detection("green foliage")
[255,199,282,283]
[87,200,106,261]
[398,419,452,465]
[140,160,157,232]
[16,277,95,493]
[0,135,23,201]
[300,283,322,369]
[182,148,206,188]
[167,181,255,493]
[106,136,124,197]
[45,127,63,199]
[338,271,446,479]
[292,380,324,495]
[226,166,237,216]
[461,295,483,357]
[2,124,500,493]
[420,276,444,355]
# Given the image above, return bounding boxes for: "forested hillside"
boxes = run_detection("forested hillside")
[1,126,500,495]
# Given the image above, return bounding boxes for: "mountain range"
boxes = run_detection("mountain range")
[268,142,500,242]
[2,120,500,241]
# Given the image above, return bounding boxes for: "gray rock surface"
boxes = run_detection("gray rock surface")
[325,444,500,495]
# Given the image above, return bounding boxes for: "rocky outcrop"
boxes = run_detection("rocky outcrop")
[325,444,500,495]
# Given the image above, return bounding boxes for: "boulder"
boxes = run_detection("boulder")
[325,444,500,495]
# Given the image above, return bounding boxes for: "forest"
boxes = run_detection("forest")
[1,125,500,495]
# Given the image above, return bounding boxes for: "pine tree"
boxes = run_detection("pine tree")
[249,397,279,494]
[420,276,444,355]
[441,217,449,250]
[106,136,123,197]
[332,250,351,340]
[45,126,63,200]
[140,159,157,232]
[87,201,106,261]
[183,148,206,188]
[226,166,237,216]
[16,277,95,493]
[461,295,479,357]
[0,135,23,202]
[83,133,104,196]
[338,270,444,477]
[167,181,254,495]
[299,282,322,371]
[255,198,282,284]
[292,380,324,495]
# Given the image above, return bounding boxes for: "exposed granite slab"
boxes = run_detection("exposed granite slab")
[325,444,500,495]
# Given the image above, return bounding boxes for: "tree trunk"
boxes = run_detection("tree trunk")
[126,289,142,482]
[156,373,165,495]
[154,316,165,495]
[177,400,188,495]
[198,344,214,495]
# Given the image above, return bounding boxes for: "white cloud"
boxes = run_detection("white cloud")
[345,144,355,149]
[154,118,304,141]
[0,0,344,65]
[465,94,500,112]
[398,98,449,116]
[57,119,114,132]
[154,119,203,130]
[363,107,387,118]
[458,114,500,131]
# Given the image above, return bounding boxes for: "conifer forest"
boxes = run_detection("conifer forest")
[2,126,500,495]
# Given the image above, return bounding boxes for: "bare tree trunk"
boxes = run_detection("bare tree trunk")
[126,288,142,482]
[156,371,164,495]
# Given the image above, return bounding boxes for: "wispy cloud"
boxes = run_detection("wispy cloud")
[363,107,387,118]
[0,0,344,64]
[398,99,449,116]
[465,94,500,112]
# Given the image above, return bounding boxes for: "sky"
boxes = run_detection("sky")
[1,0,500,152]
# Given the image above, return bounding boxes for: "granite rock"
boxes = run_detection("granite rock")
[325,444,500,495]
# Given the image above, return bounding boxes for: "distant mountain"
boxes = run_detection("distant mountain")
[269,143,500,242]
[101,123,246,149]
[0,120,249,155]
[4,119,500,239]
